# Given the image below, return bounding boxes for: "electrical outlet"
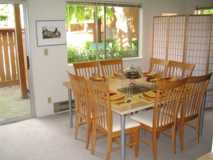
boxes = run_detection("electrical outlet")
[44,48,48,56]
[48,97,52,103]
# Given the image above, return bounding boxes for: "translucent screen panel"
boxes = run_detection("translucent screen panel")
[208,19,213,89]
[185,16,212,76]
[152,17,168,59]
[207,18,213,108]
[167,16,186,62]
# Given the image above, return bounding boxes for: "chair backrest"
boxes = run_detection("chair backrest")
[88,80,112,132]
[181,73,212,119]
[164,60,195,78]
[100,59,123,77]
[154,78,187,129]
[73,61,100,79]
[149,57,168,74]
[68,73,90,120]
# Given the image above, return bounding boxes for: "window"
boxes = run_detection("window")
[66,3,140,63]
[161,13,177,16]
[194,7,213,15]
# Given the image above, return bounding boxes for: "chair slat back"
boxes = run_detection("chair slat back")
[149,58,168,74]
[73,61,100,79]
[88,80,112,132]
[100,59,123,77]
[68,73,90,120]
[154,79,187,128]
[182,73,212,119]
[165,60,195,78]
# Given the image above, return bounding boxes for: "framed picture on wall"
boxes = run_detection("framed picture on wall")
[36,20,66,47]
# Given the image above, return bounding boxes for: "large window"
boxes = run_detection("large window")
[66,3,140,63]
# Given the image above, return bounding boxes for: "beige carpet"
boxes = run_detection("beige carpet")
[0,111,212,160]
[0,85,30,122]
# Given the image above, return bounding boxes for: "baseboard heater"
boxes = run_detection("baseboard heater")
[54,101,69,113]
[54,100,76,113]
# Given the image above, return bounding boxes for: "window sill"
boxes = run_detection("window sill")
[122,56,143,61]
[67,56,143,66]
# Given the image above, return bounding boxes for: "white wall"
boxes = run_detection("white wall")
[26,0,213,117]
[26,0,68,117]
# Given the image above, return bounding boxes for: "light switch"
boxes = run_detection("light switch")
[44,48,48,56]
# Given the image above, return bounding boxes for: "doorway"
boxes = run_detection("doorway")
[0,3,32,124]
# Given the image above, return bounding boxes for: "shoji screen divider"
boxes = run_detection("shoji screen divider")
[152,15,213,109]
[152,16,168,59]
[167,16,186,62]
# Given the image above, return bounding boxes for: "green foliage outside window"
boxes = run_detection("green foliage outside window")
[67,40,138,63]
[0,15,7,21]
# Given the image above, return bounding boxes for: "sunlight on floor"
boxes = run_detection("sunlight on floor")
[0,85,30,122]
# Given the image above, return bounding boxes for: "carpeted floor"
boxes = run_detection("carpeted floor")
[0,86,31,122]
[0,111,212,160]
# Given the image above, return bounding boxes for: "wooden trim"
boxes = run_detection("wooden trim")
[14,4,28,98]
[2,32,11,80]
[8,31,17,80]
[0,80,19,88]
[0,32,5,81]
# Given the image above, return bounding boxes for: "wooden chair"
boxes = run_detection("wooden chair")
[178,73,212,151]
[164,60,195,78]
[100,59,123,77]
[88,80,140,160]
[149,57,168,74]
[68,73,91,149]
[131,78,187,160]
[73,61,100,79]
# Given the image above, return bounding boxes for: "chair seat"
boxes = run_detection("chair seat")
[130,110,153,127]
[112,113,140,132]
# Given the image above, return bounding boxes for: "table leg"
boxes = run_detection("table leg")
[200,92,207,136]
[120,115,126,160]
[68,89,73,128]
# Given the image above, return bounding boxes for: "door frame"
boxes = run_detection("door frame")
[0,1,36,125]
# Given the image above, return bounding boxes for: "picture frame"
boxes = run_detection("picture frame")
[36,20,66,47]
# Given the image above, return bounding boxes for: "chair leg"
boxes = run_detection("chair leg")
[74,115,80,140]
[86,121,92,149]
[134,128,140,158]
[91,125,96,154]
[178,123,184,152]
[152,132,158,160]
[171,126,176,154]
[105,134,112,160]
[195,118,200,144]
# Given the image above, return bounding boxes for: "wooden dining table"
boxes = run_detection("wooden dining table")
[63,77,155,160]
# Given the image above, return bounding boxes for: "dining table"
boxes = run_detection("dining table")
[63,76,155,160]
